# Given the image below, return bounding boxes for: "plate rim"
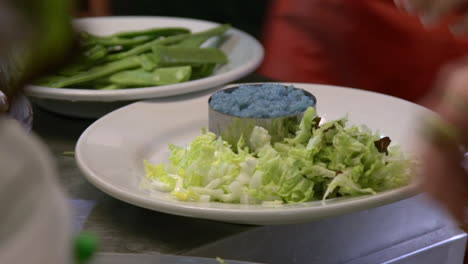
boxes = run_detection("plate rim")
[24,16,264,102]
[75,82,424,224]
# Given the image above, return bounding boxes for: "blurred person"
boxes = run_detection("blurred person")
[394,0,468,231]
[258,0,468,103]
[0,0,81,263]
[260,0,468,233]
[418,60,468,231]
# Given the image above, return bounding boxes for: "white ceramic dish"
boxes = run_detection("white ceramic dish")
[76,83,429,225]
[24,16,264,118]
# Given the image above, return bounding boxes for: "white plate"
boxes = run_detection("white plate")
[76,83,429,225]
[25,16,264,118]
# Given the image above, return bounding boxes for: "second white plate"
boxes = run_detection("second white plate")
[25,16,264,118]
[76,83,429,225]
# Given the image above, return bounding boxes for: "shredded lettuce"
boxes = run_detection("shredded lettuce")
[143,107,413,204]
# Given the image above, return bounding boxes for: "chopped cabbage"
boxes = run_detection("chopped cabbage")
[143,107,413,204]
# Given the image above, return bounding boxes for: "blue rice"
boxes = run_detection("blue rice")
[210,84,315,118]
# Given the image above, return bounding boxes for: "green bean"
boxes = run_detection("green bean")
[190,64,216,80]
[35,75,64,86]
[173,35,213,48]
[177,24,230,50]
[89,77,112,85]
[47,56,142,88]
[97,83,124,90]
[206,34,230,48]
[102,36,185,62]
[79,31,94,42]
[173,26,230,48]
[138,54,157,71]
[112,27,191,38]
[58,45,112,76]
[82,28,191,46]
[109,66,192,86]
[152,46,228,66]
[37,24,231,89]
[58,63,89,76]
[76,77,112,89]
[103,24,231,62]
[107,45,126,53]
[189,24,230,40]
[84,35,153,47]
[84,44,108,61]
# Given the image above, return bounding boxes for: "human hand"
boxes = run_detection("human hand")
[419,59,468,230]
[394,0,468,34]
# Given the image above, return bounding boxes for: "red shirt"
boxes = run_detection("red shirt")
[258,0,468,102]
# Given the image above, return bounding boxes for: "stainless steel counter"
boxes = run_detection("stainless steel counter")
[32,77,467,264]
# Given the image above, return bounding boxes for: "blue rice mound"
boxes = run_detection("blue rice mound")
[210,84,315,118]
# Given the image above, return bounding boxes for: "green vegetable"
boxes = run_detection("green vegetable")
[173,35,212,48]
[190,64,216,80]
[58,62,92,76]
[97,83,124,90]
[109,66,192,86]
[34,24,231,90]
[138,54,158,71]
[101,38,175,62]
[104,24,230,62]
[83,44,108,61]
[74,232,98,264]
[152,46,228,66]
[83,35,153,47]
[81,27,191,47]
[143,107,413,204]
[173,30,229,49]
[106,27,191,39]
[422,115,461,146]
[46,56,142,88]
